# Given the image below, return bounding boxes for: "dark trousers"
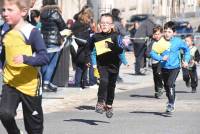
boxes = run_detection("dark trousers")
[134,43,146,73]
[97,66,118,105]
[182,67,198,88]
[162,68,180,104]
[0,84,43,134]
[152,63,163,92]
[74,65,88,88]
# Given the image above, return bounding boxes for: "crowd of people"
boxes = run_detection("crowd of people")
[0,0,199,133]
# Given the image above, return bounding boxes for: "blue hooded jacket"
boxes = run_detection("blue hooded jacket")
[150,36,190,69]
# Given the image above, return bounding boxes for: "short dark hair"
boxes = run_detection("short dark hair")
[185,34,194,40]
[164,21,176,32]
[31,10,40,18]
[153,25,163,34]
[100,13,113,21]
[111,8,120,17]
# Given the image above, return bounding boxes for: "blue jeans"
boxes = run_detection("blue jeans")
[41,44,60,85]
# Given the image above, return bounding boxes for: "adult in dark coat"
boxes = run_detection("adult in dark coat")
[71,6,93,88]
[133,17,155,75]
[40,0,67,92]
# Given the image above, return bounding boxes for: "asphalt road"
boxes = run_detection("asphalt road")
[1,80,199,134]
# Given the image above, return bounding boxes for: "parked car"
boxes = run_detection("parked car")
[129,14,149,22]
[175,21,193,34]
[173,21,193,39]
[128,14,166,26]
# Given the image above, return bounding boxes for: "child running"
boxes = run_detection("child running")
[182,34,200,93]
[91,13,123,118]
[147,25,164,98]
[0,0,48,133]
[150,21,190,114]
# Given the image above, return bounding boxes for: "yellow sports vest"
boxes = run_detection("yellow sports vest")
[2,29,40,96]
[152,37,171,54]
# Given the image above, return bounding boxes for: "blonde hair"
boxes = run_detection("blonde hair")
[3,0,31,10]
[78,6,93,24]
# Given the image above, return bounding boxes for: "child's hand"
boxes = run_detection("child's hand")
[13,55,24,64]
[190,60,196,65]
[182,61,188,68]
[105,41,113,48]
[86,63,91,67]
[162,55,168,61]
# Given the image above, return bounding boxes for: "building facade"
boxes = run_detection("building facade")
[1,0,199,22]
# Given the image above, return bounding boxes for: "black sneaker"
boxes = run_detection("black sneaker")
[154,92,159,98]
[185,80,190,87]
[117,76,123,83]
[154,89,162,98]
[95,102,105,114]
[105,106,113,118]
[43,84,56,92]
[192,88,197,93]
[49,84,58,92]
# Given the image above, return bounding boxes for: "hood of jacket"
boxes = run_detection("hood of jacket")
[40,5,61,19]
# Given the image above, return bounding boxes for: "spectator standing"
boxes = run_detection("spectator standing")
[30,9,41,29]
[26,0,36,24]
[71,6,93,89]
[40,0,67,92]
[185,22,193,33]
[111,8,127,36]
[133,17,155,75]
[111,8,128,82]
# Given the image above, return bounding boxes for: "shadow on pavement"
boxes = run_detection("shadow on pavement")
[75,105,95,110]
[64,119,110,125]
[130,111,172,117]
[176,90,191,94]
[130,94,155,99]
[125,73,146,76]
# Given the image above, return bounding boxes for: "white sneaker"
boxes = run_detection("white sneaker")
[166,103,175,113]
[89,84,99,89]
[20,130,24,134]
[79,87,84,91]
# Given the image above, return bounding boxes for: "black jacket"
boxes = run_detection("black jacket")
[91,32,123,73]
[134,18,155,44]
[71,21,91,66]
[40,5,66,46]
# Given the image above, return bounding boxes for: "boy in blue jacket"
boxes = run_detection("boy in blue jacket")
[150,21,190,113]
